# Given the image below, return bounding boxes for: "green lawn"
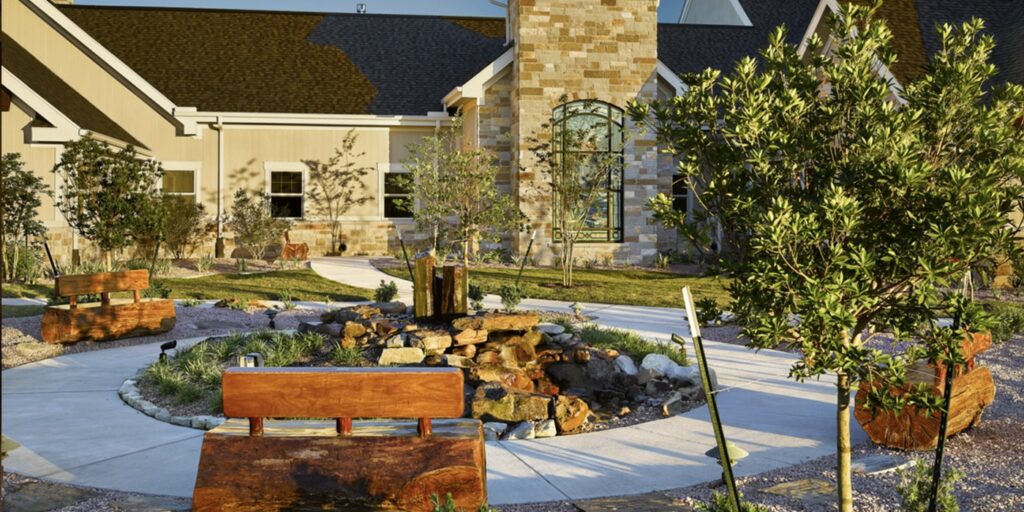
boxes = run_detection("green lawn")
[2,305,46,318]
[163,269,372,302]
[1,282,52,299]
[379,264,731,308]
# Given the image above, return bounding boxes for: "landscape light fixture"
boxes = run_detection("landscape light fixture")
[265,308,279,330]
[159,340,177,363]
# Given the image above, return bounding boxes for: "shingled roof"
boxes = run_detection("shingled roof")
[54,2,1020,118]
[1,33,145,148]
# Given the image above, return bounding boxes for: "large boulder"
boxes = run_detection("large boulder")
[372,301,408,315]
[454,329,489,346]
[546,363,589,391]
[554,395,591,433]
[453,313,540,332]
[471,383,550,423]
[536,323,566,335]
[343,321,367,339]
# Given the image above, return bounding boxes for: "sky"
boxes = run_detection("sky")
[77,0,688,22]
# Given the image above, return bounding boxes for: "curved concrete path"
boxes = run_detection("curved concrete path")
[2,258,866,505]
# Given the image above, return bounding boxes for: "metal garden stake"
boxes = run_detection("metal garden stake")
[928,313,961,512]
[682,286,741,511]
[396,229,414,282]
[515,230,537,288]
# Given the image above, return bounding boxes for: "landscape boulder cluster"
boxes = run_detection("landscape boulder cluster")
[299,303,709,439]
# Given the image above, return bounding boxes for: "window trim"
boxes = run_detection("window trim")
[160,161,200,204]
[378,163,414,221]
[264,161,306,219]
[551,100,625,243]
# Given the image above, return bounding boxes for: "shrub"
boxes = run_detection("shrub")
[181,297,202,308]
[430,493,497,512]
[986,301,1024,343]
[655,252,671,269]
[498,284,523,312]
[277,288,297,310]
[375,280,399,303]
[235,258,247,272]
[226,189,290,262]
[696,297,724,326]
[195,255,214,273]
[468,283,485,310]
[159,196,211,259]
[897,459,963,512]
[143,279,172,299]
[3,243,44,284]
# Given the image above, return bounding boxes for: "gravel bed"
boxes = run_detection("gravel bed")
[1,306,323,369]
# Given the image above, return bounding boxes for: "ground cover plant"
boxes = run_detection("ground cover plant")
[628,4,1024,511]
[378,263,731,308]
[578,324,688,366]
[144,330,334,413]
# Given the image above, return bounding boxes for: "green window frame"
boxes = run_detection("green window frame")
[551,100,624,243]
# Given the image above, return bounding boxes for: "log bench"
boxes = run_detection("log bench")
[40,269,176,344]
[855,331,995,450]
[192,367,487,512]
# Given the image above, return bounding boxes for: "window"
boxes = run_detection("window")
[160,162,199,208]
[383,168,412,219]
[672,173,690,214]
[269,171,303,218]
[552,100,624,243]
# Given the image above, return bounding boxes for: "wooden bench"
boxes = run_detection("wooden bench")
[192,367,487,512]
[39,269,176,344]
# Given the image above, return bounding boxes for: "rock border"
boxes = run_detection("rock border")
[118,371,223,431]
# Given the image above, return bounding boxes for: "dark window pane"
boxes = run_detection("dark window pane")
[672,177,689,197]
[271,172,303,194]
[384,197,412,218]
[384,173,410,194]
[163,170,194,194]
[672,196,688,212]
[270,196,302,218]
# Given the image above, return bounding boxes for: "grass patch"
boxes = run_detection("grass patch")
[379,265,731,309]
[163,269,373,302]
[332,345,367,366]
[1,282,52,299]
[1,305,46,318]
[144,330,329,412]
[579,324,688,366]
[984,300,1024,343]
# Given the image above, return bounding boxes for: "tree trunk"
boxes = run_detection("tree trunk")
[104,250,113,272]
[1,238,9,281]
[11,241,19,282]
[837,371,853,512]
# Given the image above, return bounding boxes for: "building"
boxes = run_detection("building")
[3,0,1021,266]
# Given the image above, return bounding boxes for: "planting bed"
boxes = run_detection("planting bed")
[135,303,709,439]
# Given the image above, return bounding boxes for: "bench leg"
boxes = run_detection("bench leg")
[249,418,263,436]
[418,418,432,438]
[336,418,352,436]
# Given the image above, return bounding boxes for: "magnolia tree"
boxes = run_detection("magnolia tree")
[403,116,520,269]
[1,153,50,281]
[527,97,623,287]
[53,135,164,271]
[628,5,1023,511]
[304,130,373,255]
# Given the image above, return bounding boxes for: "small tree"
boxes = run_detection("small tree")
[403,116,520,266]
[226,189,290,264]
[53,135,164,271]
[1,153,50,281]
[527,97,623,287]
[304,130,374,254]
[158,196,211,259]
[629,5,1023,512]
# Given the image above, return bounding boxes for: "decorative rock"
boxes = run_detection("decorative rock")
[637,367,660,385]
[452,344,477,358]
[614,355,638,376]
[645,379,673,395]
[139,401,160,416]
[170,416,192,427]
[483,422,509,438]
[660,390,691,417]
[554,395,590,433]
[641,353,678,377]
[484,429,499,442]
[316,323,344,338]
[475,351,501,365]
[506,421,536,440]
[553,333,574,344]
[471,383,551,423]
[454,329,489,345]
[536,323,566,335]
[452,312,539,332]
[297,320,323,334]
[154,408,172,422]
[375,321,400,336]
[384,334,406,348]
[377,347,425,366]
[474,365,535,393]
[343,321,367,339]
[546,363,588,391]
[586,356,618,385]
[499,338,538,368]
[411,330,453,354]
[372,301,407,315]
[533,375,561,396]
[534,419,557,438]
[851,454,912,475]
[445,354,476,369]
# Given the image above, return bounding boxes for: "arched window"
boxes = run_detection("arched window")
[551,100,624,243]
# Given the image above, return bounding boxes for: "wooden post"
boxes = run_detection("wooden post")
[440,265,468,317]
[418,418,432,438]
[413,256,435,319]
[249,417,264,437]
[337,418,352,436]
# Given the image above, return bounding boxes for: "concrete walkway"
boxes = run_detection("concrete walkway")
[1,258,866,505]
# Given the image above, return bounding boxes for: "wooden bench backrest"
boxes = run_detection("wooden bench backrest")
[221,367,465,437]
[55,269,150,297]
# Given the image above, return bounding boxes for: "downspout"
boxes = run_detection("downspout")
[214,116,225,257]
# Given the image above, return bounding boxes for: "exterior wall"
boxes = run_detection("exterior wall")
[509,0,662,265]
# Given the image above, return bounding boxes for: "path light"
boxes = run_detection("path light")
[239,353,264,368]
[705,441,749,465]
[159,340,177,363]
[265,308,279,330]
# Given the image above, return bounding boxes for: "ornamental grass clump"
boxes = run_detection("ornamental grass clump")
[628,4,1023,511]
